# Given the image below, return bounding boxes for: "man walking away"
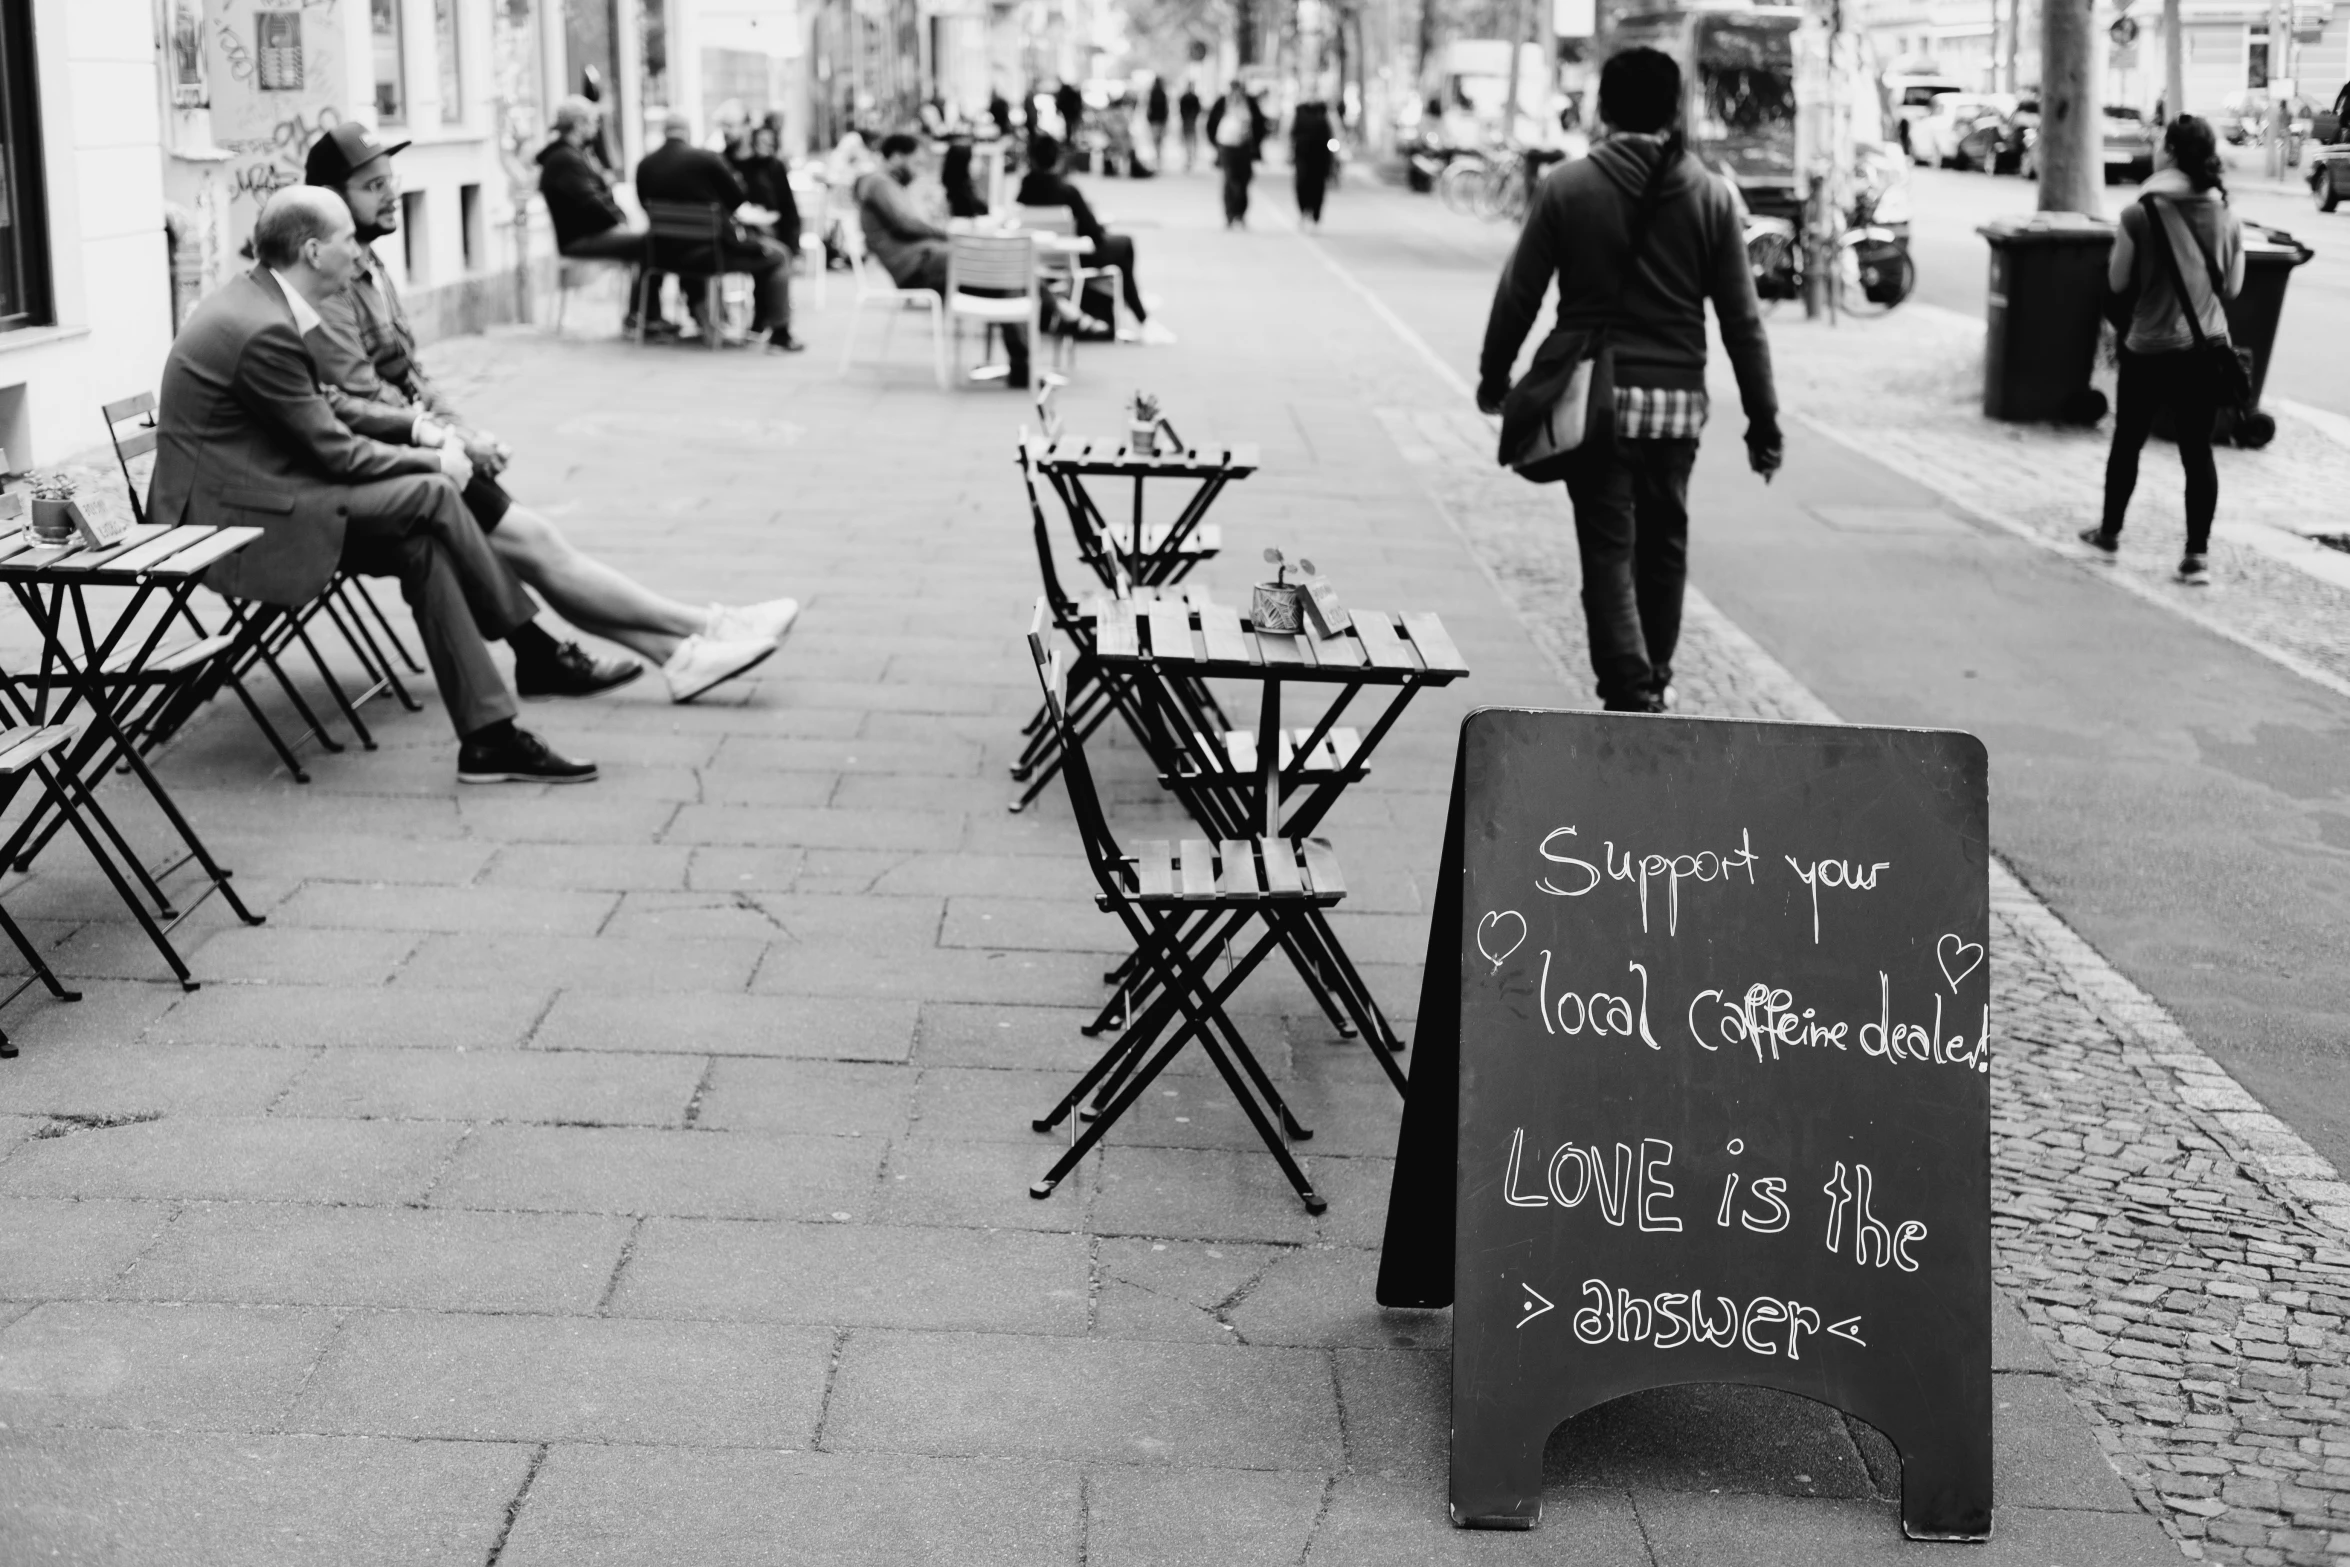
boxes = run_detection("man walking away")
[1476,47,1780,714]
[1206,82,1267,227]
[1178,84,1203,171]
[854,133,1032,387]
[636,111,796,350]
[1146,79,1171,170]
[1291,100,1336,226]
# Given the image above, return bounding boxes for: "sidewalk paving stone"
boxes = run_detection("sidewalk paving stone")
[430,1123,883,1220]
[531,991,916,1059]
[268,881,620,935]
[0,1431,529,1566]
[496,1446,1082,1567]
[287,1310,832,1445]
[0,1116,461,1204]
[147,984,550,1050]
[0,1041,308,1118]
[689,1057,913,1135]
[0,1301,334,1430]
[0,1198,172,1298]
[608,1216,1092,1332]
[271,1046,704,1125]
[116,1204,630,1312]
[1305,1477,1650,1566]
[393,931,767,992]
[1085,1466,1330,1567]
[823,1328,1344,1469]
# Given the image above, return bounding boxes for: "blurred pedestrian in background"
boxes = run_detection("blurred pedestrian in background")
[731,121,806,350]
[1291,100,1336,226]
[1147,79,1171,169]
[2085,115,2243,587]
[1207,81,1267,228]
[1019,134,1169,341]
[942,132,989,218]
[1179,84,1203,170]
[1056,80,1086,147]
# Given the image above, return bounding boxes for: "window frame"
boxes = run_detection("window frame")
[0,0,53,334]
[374,0,409,125]
[434,0,465,126]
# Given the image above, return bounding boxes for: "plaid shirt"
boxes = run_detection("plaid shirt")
[1613,385,1709,440]
[309,246,455,421]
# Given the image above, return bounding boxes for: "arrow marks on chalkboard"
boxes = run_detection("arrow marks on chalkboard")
[1936,933,1984,994]
[1476,909,1526,975]
[1827,1315,1866,1347]
[1517,1284,1555,1329]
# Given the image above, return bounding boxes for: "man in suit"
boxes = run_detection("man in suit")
[634,110,795,349]
[303,122,790,703]
[149,188,597,784]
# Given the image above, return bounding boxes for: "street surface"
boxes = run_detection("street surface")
[0,162,2341,1564]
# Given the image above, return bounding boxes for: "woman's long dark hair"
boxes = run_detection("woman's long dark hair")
[2165,114,2224,191]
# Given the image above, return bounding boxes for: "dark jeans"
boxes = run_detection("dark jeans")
[1561,437,1700,710]
[1295,167,1329,221]
[338,473,536,738]
[2102,346,2218,554]
[1218,148,1254,222]
[1080,234,1147,323]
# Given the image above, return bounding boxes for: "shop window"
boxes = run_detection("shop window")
[459,182,483,270]
[0,0,51,332]
[375,0,407,122]
[435,0,464,124]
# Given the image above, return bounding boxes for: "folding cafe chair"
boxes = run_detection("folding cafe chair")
[1022,612,1345,1213]
[638,201,748,350]
[836,221,946,387]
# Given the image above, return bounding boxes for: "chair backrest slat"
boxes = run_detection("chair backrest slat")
[101,392,156,425]
[1025,618,1124,886]
[101,391,160,529]
[947,234,1035,296]
[1013,205,1077,236]
[113,430,157,461]
[1018,436,1075,620]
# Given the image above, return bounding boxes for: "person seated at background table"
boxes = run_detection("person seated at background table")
[636,110,800,352]
[854,132,1033,388]
[729,121,805,290]
[1017,134,1170,343]
[941,132,989,219]
[536,97,668,339]
[150,189,596,785]
[303,124,793,704]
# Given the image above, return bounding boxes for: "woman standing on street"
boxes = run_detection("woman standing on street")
[2084,115,2244,586]
[1291,100,1336,225]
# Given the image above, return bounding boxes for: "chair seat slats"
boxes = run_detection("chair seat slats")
[1299,838,1346,897]
[1144,602,1196,664]
[1259,839,1306,897]
[1131,840,1175,899]
[0,725,75,776]
[1217,839,1262,897]
[1196,601,1250,665]
[1095,604,1141,658]
[1178,839,1218,900]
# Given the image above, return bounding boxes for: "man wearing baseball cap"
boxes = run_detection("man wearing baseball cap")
[302,124,792,703]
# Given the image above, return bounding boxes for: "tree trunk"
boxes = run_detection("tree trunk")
[2037,0,2102,214]
[2162,0,2184,121]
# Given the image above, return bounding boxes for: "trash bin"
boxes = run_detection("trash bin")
[1978,213,2116,424]
[2149,219,2315,449]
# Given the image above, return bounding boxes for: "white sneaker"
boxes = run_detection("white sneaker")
[1139,321,1178,345]
[705,597,800,646]
[664,633,776,703]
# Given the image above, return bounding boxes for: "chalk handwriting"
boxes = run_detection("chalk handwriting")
[1684,975,1989,1071]
[1476,909,1525,974]
[1536,827,1758,936]
[1935,933,1984,992]
[1822,1161,1927,1271]
[1569,1277,1833,1358]
[1535,953,1663,1049]
[1783,855,1890,944]
[1498,1132,1682,1231]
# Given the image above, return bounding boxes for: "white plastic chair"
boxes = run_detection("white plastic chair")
[1014,205,1123,351]
[945,233,1039,385]
[790,177,829,308]
[836,220,946,388]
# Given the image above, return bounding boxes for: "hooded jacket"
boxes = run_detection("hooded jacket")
[1478,134,1775,435]
[536,139,628,250]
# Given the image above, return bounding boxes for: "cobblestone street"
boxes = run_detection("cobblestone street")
[1,167,2346,1565]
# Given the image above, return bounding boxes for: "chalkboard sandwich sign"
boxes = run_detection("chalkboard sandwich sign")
[1379,708,1991,1542]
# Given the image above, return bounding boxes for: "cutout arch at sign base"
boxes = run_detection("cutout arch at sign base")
[1378,709,1992,1541]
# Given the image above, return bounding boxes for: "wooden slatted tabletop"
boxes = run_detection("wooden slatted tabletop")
[0,525,262,585]
[1033,440,1261,480]
[1082,596,1470,685]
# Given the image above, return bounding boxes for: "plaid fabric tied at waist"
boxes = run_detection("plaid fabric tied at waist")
[1613,385,1709,440]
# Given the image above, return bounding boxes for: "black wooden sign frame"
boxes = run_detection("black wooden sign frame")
[1379,709,1992,1541]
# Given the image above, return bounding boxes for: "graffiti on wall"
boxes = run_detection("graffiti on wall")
[206,0,349,215]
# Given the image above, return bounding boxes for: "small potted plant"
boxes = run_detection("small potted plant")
[1253,547,1312,634]
[27,472,85,548]
[1128,391,1161,457]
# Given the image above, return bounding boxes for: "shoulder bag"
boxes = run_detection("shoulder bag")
[1496,144,1679,483]
[2139,194,2254,415]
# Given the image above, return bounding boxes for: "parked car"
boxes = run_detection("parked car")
[2102,103,2154,183]
[2312,141,2350,210]
[1957,96,2034,173]
[1912,92,2013,167]
[1883,73,1964,155]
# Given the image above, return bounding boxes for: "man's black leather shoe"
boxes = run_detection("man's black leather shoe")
[515,641,641,700]
[457,726,599,785]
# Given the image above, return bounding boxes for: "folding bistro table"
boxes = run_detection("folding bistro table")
[1028,437,1254,591]
[1081,593,1470,1065]
[0,521,270,987]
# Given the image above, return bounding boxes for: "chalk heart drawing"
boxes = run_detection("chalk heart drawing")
[1936,933,1985,994]
[1476,909,1527,975]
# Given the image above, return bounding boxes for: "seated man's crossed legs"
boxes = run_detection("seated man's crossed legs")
[336,472,597,784]
[460,473,794,704]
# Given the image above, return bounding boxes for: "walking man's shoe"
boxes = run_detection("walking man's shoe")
[767,333,807,353]
[457,724,599,784]
[663,634,777,702]
[2078,526,2120,554]
[515,639,643,700]
[2177,553,2211,585]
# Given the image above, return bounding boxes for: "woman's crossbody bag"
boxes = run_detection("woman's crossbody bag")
[1496,146,1678,482]
[2140,195,2254,414]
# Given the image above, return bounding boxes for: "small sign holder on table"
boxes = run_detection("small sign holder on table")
[1379,708,1993,1542]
